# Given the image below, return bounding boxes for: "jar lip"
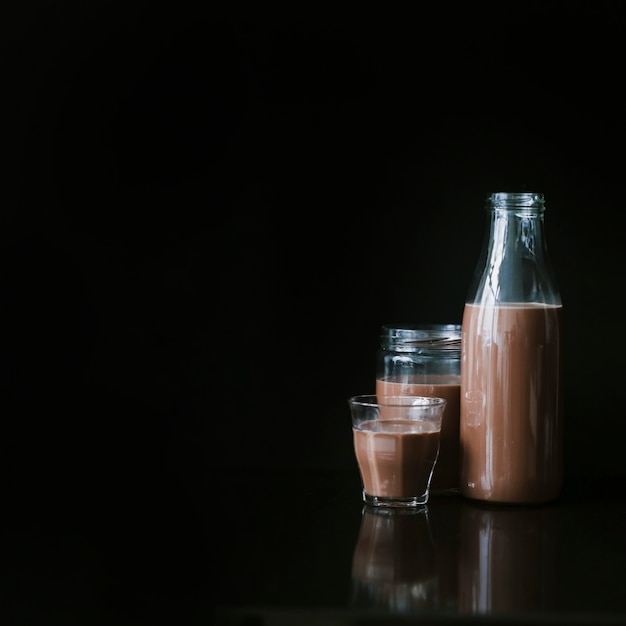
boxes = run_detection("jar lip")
[380,324,461,350]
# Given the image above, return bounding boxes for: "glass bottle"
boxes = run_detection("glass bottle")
[460,192,563,504]
[377,324,461,493]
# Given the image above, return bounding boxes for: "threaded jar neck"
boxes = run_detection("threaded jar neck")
[380,324,461,353]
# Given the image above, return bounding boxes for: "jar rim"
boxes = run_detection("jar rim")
[380,324,461,350]
[348,394,448,408]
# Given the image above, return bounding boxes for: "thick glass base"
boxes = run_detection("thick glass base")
[363,491,429,508]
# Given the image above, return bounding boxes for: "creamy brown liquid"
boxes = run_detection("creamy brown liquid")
[376,377,460,491]
[353,420,440,499]
[460,303,563,504]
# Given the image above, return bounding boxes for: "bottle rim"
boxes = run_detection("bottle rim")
[487,191,545,210]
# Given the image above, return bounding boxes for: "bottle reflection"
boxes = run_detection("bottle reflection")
[459,501,561,614]
[351,506,438,614]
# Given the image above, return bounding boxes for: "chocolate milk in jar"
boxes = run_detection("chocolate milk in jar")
[377,324,461,494]
[460,192,564,504]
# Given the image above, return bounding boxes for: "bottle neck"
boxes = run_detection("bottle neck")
[466,192,561,306]
[489,206,546,259]
[485,192,548,271]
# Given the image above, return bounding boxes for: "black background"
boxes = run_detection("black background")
[3,1,626,507]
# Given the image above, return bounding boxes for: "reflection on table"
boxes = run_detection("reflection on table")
[350,496,562,618]
[458,500,561,614]
[350,506,438,613]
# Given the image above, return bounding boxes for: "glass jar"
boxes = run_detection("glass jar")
[460,191,563,504]
[376,324,461,493]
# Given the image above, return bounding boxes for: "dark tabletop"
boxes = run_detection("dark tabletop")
[5,462,626,625]
[209,470,626,626]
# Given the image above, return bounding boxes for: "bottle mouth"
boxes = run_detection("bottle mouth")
[487,192,545,210]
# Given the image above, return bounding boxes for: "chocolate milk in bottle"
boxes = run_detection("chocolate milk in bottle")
[460,192,564,504]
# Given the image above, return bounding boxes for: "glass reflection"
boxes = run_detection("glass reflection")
[458,500,561,614]
[351,505,438,614]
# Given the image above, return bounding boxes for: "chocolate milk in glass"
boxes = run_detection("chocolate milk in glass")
[460,192,563,504]
[353,420,441,498]
[377,325,461,493]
